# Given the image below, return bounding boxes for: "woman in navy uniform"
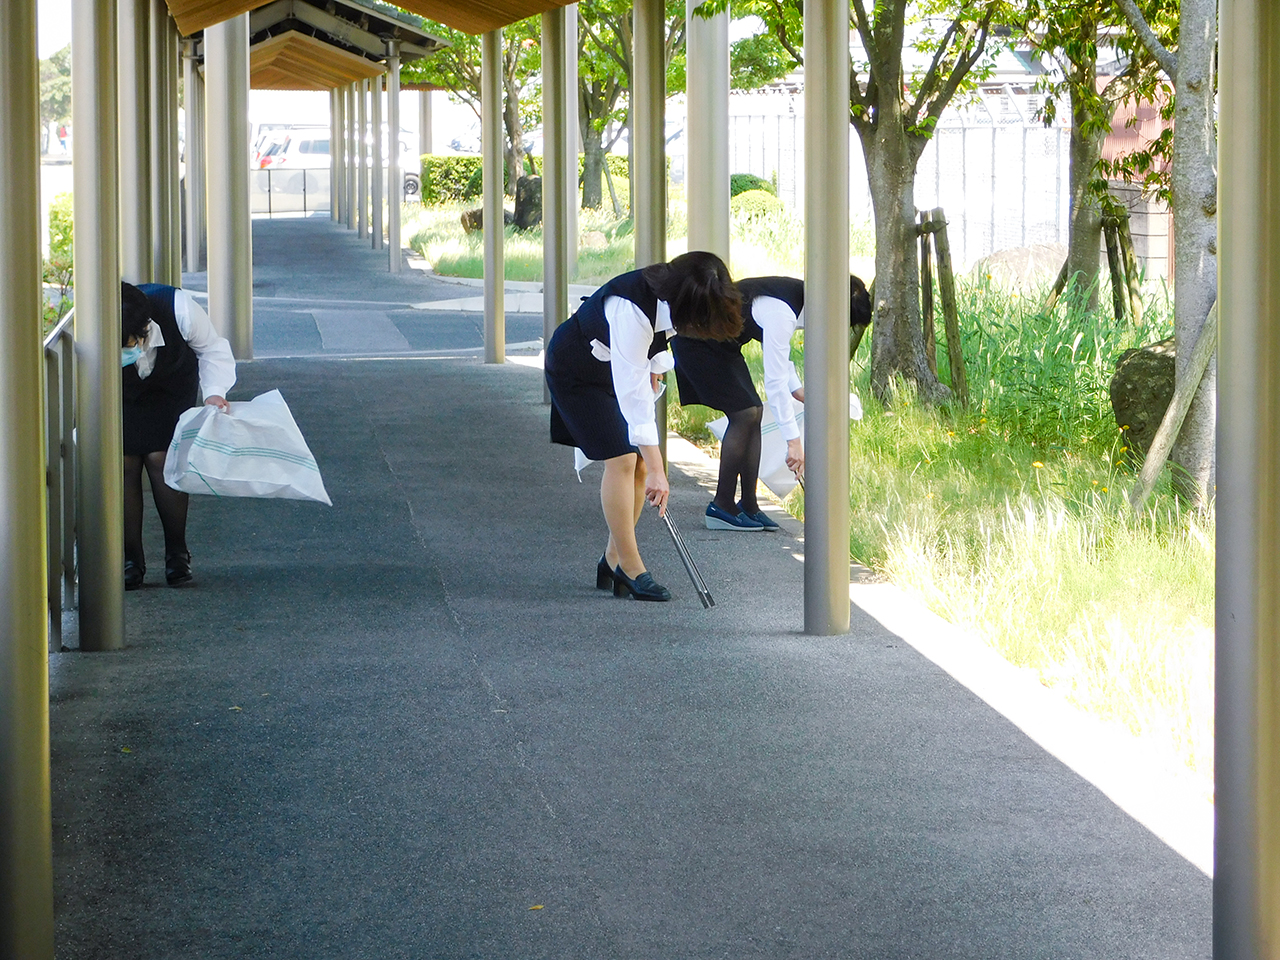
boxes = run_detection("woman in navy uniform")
[121,281,237,589]
[545,251,742,601]
[670,275,871,530]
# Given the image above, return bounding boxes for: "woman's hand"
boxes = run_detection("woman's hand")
[205,395,231,413]
[638,444,669,517]
[785,438,805,480]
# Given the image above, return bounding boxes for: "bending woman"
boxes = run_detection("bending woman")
[545,251,743,601]
[121,281,236,589]
[670,275,871,530]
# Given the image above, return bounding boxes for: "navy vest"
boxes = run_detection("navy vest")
[737,276,805,346]
[122,284,199,407]
[571,269,669,360]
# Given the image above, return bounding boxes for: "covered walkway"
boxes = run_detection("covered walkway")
[48,220,1210,958]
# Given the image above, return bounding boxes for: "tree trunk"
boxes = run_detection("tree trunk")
[1065,117,1106,308]
[502,89,525,197]
[581,129,606,210]
[1169,0,1217,506]
[860,121,950,404]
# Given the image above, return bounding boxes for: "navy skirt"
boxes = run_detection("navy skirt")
[670,335,762,414]
[124,392,198,456]
[545,317,638,462]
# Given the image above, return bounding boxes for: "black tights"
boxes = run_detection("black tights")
[714,405,763,515]
[123,452,189,568]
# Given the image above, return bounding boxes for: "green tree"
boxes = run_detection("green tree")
[401,19,542,194]
[40,44,72,150]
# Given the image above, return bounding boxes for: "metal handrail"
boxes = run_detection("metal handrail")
[43,308,76,650]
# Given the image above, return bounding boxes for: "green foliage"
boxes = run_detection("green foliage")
[729,31,796,89]
[420,155,483,203]
[729,173,775,197]
[40,44,72,131]
[44,192,74,330]
[730,189,784,218]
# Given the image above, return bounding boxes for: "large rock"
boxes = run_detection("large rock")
[460,207,516,233]
[970,243,1068,293]
[1110,337,1175,459]
[513,175,542,230]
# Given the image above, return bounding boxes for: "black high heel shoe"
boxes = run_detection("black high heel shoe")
[596,555,616,590]
[613,566,671,601]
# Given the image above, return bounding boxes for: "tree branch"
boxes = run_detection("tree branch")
[909,18,962,125]
[1115,0,1177,79]
[848,0,877,71]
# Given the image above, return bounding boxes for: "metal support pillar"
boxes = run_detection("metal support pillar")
[802,0,851,635]
[419,87,432,156]
[386,42,402,272]
[150,0,179,284]
[73,0,125,652]
[566,6,579,279]
[542,7,573,399]
[371,74,384,249]
[117,0,151,282]
[685,0,730,259]
[182,39,206,272]
[633,0,666,460]
[1218,2,1280,956]
[330,88,341,222]
[357,78,368,239]
[482,29,505,363]
[1,0,54,953]
[205,13,252,358]
[346,83,357,230]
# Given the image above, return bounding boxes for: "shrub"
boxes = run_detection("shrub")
[731,188,784,218]
[43,192,74,330]
[730,173,775,197]
[420,155,482,203]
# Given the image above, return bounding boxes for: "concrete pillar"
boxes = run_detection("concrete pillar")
[802,0,851,635]
[542,6,573,400]
[387,43,402,272]
[205,13,253,358]
[73,0,125,653]
[633,0,666,459]
[1217,2,1280,956]
[346,83,357,230]
[371,74,384,249]
[0,0,54,953]
[150,0,179,284]
[419,88,432,156]
[357,78,368,239]
[482,29,505,364]
[117,0,151,282]
[685,0,730,259]
[182,39,206,272]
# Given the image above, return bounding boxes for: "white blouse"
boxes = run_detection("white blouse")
[599,295,675,448]
[133,289,237,400]
[752,295,805,442]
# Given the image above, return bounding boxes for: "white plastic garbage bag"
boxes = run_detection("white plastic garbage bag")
[164,389,332,505]
[707,394,862,498]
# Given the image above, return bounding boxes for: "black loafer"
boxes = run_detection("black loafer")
[596,554,616,590]
[124,560,145,591]
[165,552,193,587]
[613,566,671,601]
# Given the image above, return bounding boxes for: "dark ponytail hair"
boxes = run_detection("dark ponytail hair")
[120,282,152,346]
[642,250,742,341]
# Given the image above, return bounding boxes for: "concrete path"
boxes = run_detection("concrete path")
[48,217,1210,959]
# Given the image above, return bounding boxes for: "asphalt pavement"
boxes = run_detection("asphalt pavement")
[48,215,1210,959]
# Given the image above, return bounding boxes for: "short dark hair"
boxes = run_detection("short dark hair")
[120,282,152,345]
[850,274,872,330]
[642,251,742,342]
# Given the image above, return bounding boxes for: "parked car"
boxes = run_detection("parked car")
[261,129,421,199]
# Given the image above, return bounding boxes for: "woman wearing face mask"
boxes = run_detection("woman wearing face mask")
[670,275,871,530]
[120,281,237,590]
[545,251,743,601]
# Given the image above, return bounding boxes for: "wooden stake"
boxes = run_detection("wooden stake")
[1117,211,1144,324]
[930,207,968,406]
[1044,257,1070,312]
[919,209,937,375]
[1128,302,1218,512]
[1103,217,1127,320]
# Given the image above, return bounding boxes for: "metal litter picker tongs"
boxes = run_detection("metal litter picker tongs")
[660,511,715,609]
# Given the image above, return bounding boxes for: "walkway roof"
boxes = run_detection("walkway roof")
[168,0,578,37]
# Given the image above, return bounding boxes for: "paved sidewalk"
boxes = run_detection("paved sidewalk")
[47,218,1210,959]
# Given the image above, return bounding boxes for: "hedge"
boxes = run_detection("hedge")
[419,153,634,204]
